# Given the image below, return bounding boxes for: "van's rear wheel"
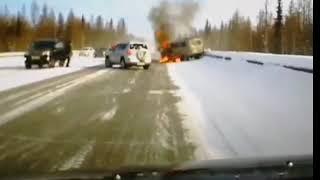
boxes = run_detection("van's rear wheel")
[49,59,55,68]
[143,65,150,70]
[195,54,202,59]
[38,62,43,69]
[59,60,65,67]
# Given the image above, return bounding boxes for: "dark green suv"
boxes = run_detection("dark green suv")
[24,40,72,69]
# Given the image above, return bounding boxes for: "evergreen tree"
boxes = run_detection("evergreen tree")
[57,13,64,39]
[273,0,283,53]
[65,9,75,41]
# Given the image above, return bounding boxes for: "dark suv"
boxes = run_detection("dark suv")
[24,40,72,69]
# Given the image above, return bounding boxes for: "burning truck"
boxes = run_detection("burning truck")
[149,0,203,63]
[156,31,205,63]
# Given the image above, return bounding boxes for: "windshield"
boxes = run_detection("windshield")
[0,0,313,178]
[31,41,56,50]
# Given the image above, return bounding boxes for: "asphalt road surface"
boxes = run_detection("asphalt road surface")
[0,63,195,176]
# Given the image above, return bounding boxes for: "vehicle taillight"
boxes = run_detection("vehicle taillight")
[127,50,133,56]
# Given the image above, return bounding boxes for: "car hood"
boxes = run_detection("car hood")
[5,155,313,180]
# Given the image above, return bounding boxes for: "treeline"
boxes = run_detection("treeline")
[201,0,313,55]
[0,1,129,52]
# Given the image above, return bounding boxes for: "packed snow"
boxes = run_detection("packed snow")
[0,54,104,92]
[0,52,24,57]
[206,50,313,70]
[168,56,313,159]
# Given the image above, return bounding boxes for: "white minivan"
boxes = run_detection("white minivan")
[105,42,151,70]
[79,47,95,57]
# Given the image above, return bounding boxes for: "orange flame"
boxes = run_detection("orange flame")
[156,26,181,64]
[175,57,181,63]
[160,56,169,64]
[160,55,182,64]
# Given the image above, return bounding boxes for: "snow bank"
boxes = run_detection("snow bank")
[0,51,81,58]
[168,57,313,159]
[0,56,104,92]
[0,52,25,57]
[206,50,313,71]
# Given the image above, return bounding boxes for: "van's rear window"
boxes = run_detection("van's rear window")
[192,40,202,45]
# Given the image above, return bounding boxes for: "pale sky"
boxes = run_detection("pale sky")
[1,0,291,40]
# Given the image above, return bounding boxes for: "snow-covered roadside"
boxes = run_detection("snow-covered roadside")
[0,52,25,57]
[0,55,104,92]
[205,50,313,70]
[0,51,81,58]
[168,56,313,159]
[169,65,226,160]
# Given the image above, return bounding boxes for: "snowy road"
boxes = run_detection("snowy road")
[0,60,194,176]
[0,54,313,176]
